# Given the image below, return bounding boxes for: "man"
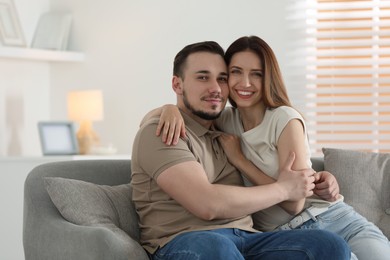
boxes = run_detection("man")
[131,41,350,259]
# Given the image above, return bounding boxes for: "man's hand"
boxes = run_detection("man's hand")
[313,171,340,202]
[276,152,316,201]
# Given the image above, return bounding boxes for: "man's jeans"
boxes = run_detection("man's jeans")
[298,202,390,260]
[152,228,350,260]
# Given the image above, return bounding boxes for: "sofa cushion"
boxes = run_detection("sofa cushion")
[322,147,390,238]
[44,177,135,240]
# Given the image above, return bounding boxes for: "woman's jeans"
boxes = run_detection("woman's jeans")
[152,228,350,260]
[298,202,390,260]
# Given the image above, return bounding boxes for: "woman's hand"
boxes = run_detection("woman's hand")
[156,105,186,145]
[218,134,246,166]
[219,133,276,186]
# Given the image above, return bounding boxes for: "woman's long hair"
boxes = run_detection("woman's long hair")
[225,36,292,109]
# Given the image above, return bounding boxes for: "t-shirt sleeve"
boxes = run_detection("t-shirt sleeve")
[273,107,306,143]
[135,122,196,180]
[273,107,312,166]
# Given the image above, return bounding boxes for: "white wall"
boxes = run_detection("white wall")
[48,0,293,155]
[1,0,296,156]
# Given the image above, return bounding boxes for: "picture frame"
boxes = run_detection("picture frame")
[32,12,72,50]
[0,0,26,47]
[38,121,79,155]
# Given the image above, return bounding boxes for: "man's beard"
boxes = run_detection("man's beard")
[183,90,223,121]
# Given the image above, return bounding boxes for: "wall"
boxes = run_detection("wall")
[1,0,296,156]
[0,60,50,156]
[49,0,294,155]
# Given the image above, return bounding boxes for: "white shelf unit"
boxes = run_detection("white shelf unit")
[0,46,85,62]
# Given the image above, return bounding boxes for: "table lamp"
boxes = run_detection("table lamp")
[67,90,104,154]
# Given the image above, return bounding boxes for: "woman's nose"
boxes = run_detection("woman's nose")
[242,75,251,88]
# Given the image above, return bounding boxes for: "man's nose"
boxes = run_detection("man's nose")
[209,80,222,93]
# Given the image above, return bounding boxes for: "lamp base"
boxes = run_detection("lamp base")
[76,121,99,155]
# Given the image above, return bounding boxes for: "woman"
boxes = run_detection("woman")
[148,36,390,260]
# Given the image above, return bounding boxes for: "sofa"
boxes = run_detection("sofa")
[23,160,149,260]
[23,148,390,259]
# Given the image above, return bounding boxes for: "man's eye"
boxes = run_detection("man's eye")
[219,77,228,83]
[198,76,207,80]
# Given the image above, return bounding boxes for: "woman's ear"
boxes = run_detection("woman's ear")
[172,76,183,94]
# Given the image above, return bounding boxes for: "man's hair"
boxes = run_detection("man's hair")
[173,41,225,78]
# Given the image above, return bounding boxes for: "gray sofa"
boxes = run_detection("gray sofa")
[23,160,149,260]
[23,155,389,259]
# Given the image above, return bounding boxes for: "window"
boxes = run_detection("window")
[288,0,390,155]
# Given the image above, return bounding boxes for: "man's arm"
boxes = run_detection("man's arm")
[219,119,308,215]
[219,133,340,204]
[156,153,315,220]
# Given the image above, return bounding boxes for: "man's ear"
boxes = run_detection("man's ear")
[172,76,183,95]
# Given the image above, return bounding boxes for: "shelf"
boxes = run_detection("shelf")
[0,46,85,62]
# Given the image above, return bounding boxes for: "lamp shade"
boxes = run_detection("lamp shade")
[67,90,104,121]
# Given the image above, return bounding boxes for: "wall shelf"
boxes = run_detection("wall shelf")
[0,46,85,62]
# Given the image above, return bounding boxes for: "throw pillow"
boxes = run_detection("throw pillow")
[44,177,137,241]
[322,147,390,239]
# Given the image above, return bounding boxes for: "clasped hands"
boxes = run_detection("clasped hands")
[278,152,340,202]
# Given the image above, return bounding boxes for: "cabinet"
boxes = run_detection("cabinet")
[0,155,130,260]
[0,46,85,62]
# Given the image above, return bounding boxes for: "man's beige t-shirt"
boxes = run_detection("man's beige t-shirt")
[131,112,256,254]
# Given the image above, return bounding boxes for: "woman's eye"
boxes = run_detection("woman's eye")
[230,69,241,74]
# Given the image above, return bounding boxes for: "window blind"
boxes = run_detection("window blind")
[286,0,390,156]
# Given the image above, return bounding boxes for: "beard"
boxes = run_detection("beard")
[183,90,223,121]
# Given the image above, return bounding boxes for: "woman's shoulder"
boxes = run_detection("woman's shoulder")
[267,106,303,121]
[216,106,240,131]
[221,106,236,114]
[266,106,307,142]
[219,106,239,121]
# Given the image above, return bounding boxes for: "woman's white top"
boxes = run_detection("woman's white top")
[216,106,341,231]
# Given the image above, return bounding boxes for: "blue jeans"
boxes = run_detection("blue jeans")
[298,202,390,260]
[152,228,350,260]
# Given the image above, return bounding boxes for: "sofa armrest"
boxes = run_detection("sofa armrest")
[24,217,149,260]
[23,160,148,260]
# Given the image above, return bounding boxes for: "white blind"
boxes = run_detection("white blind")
[286,0,390,156]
